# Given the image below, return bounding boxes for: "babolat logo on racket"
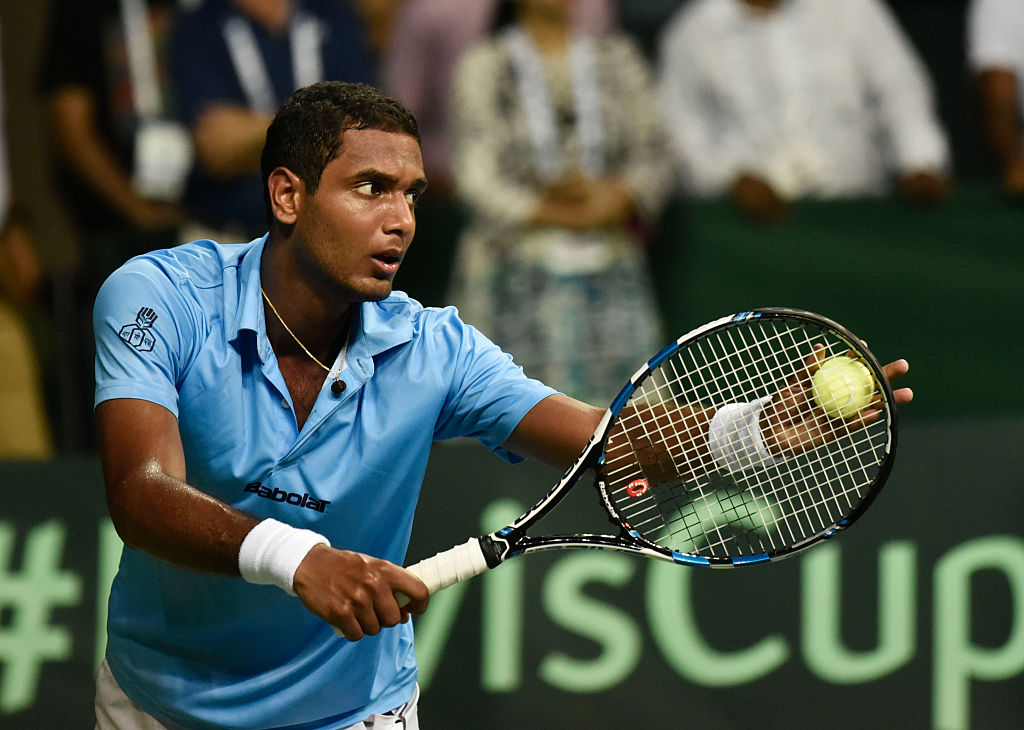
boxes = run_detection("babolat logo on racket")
[119,307,158,352]
[244,481,331,513]
[625,479,650,498]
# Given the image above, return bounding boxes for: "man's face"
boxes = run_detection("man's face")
[291,128,427,304]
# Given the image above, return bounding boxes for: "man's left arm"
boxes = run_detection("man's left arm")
[501,394,606,471]
[501,359,914,476]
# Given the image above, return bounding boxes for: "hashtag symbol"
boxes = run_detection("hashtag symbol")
[0,521,82,713]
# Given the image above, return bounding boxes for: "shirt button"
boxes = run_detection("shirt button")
[281,398,289,409]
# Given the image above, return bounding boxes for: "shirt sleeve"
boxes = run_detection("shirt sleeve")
[967,0,1024,72]
[93,258,199,416]
[37,0,104,94]
[847,0,950,174]
[657,9,758,195]
[431,308,558,461]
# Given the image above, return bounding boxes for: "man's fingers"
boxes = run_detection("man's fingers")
[333,576,424,641]
[356,598,385,637]
[333,616,365,642]
[296,548,431,641]
[880,360,913,404]
[804,344,826,376]
[782,343,825,392]
[893,386,914,405]
[394,568,430,614]
[881,358,909,382]
[353,566,428,635]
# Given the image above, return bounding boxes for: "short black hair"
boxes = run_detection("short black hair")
[260,81,421,227]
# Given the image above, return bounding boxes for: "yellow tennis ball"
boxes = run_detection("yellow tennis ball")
[810,356,875,418]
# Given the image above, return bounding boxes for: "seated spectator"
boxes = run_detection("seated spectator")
[658,0,951,223]
[169,0,375,243]
[967,0,1024,200]
[447,0,672,405]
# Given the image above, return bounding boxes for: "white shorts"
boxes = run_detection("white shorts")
[94,659,421,729]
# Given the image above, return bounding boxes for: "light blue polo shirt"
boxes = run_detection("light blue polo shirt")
[93,236,556,729]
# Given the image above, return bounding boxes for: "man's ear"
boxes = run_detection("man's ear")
[267,167,304,225]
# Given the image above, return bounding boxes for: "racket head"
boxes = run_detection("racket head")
[596,308,898,567]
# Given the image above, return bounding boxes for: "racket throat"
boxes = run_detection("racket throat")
[480,532,515,567]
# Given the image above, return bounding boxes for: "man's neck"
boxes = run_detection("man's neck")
[260,238,353,359]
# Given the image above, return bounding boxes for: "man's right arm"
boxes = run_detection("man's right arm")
[97,397,258,573]
[97,397,429,639]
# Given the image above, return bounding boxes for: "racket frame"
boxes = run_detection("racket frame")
[483,307,898,569]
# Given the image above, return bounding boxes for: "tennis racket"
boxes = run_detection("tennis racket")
[405,307,899,599]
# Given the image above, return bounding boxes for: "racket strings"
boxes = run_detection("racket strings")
[601,318,889,559]
[733,424,878,549]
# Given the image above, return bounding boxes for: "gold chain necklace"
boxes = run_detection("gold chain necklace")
[261,288,350,395]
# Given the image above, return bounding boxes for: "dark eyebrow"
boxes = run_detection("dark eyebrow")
[354,169,429,193]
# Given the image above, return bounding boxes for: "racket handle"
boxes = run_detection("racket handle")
[333,537,490,637]
[396,537,490,607]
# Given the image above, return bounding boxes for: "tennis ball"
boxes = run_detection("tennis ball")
[810,356,875,419]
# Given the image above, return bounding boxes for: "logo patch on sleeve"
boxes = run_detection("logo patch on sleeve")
[119,307,158,352]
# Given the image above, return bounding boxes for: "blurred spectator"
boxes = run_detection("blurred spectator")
[382,0,615,194]
[39,0,187,287]
[1,20,54,459]
[39,0,187,450]
[967,0,1024,200]
[658,0,952,224]
[447,0,672,405]
[354,0,404,65]
[169,0,376,243]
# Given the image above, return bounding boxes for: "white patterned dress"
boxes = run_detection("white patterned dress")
[448,29,674,405]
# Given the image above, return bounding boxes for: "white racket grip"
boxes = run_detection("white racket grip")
[397,537,490,607]
[333,538,491,637]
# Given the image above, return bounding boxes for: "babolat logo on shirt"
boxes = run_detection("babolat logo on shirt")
[118,307,158,352]
[244,481,331,513]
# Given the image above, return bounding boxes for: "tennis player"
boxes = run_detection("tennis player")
[92,81,912,729]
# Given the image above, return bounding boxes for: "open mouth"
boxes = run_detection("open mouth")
[371,251,403,277]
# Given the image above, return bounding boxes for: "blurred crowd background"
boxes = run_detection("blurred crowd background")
[0,0,1020,458]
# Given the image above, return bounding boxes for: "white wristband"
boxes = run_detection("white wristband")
[238,518,330,595]
[708,397,779,474]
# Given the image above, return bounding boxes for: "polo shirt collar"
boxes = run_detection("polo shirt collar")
[230,235,269,361]
[355,296,414,360]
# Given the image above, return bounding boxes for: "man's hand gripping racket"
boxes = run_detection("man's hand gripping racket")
[400,308,909,604]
